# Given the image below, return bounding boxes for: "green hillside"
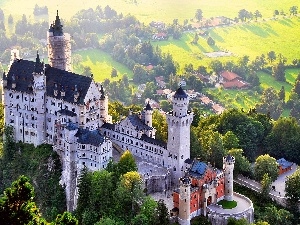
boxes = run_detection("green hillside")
[1,0,299,24]
[155,17,300,72]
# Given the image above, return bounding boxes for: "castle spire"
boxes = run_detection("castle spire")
[49,10,63,36]
[34,51,43,73]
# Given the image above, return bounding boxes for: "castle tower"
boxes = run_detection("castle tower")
[47,10,72,71]
[166,87,193,181]
[32,52,46,146]
[99,85,108,123]
[223,155,235,201]
[178,173,191,225]
[143,102,153,127]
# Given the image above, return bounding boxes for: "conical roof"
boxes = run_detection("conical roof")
[174,86,188,99]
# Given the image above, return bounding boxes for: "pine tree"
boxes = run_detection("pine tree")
[278,86,285,103]
[155,199,170,225]
[75,167,92,223]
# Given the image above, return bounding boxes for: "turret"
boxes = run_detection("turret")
[166,86,193,181]
[32,52,46,146]
[9,49,20,67]
[223,155,235,201]
[47,10,72,71]
[143,101,153,127]
[99,85,108,122]
[49,10,63,36]
[178,172,191,225]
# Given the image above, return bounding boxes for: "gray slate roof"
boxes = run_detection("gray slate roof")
[127,114,153,131]
[65,122,79,131]
[75,128,105,146]
[6,58,92,105]
[174,86,188,99]
[58,109,77,117]
[140,134,167,148]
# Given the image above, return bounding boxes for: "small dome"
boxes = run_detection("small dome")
[174,86,188,99]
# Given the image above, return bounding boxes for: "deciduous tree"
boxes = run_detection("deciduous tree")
[254,154,278,182]
[195,9,203,21]
[227,149,251,177]
[285,167,300,204]
[256,87,283,120]
[0,175,44,225]
[267,51,276,63]
[266,117,300,163]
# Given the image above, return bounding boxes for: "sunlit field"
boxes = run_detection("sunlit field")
[1,0,299,24]
[154,17,300,73]
[73,49,133,82]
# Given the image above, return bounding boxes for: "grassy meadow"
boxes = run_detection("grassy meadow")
[155,17,300,73]
[1,0,299,24]
[73,49,133,82]
[206,68,300,111]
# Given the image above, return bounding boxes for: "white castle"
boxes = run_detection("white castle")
[1,11,193,211]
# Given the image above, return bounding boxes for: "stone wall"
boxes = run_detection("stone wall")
[207,192,254,225]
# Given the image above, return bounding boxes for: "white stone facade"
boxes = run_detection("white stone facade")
[2,11,196,211]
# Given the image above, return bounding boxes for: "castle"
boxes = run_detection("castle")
[1,11,192,211]
[173,156,235,224]
[2,12,254,224]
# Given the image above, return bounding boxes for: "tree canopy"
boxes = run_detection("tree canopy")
[254,154,278,182]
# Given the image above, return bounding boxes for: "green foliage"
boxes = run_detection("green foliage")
[198,130,225,168]
[262,205,294,225]
[95,217,123,225]
[111,67,118,78]
[75,167,92,223]
[228,149,251,177]
[0,175,42,225]
[191,215,210,224]
[217,200,237,209]
[254,154,279,182]
[227,217,248,225]
[266,117,300,163]
[285,167,300,203]
[272,60,286,82]
[0,142,66,221]
[222,131,239,151]
[52,212,78,225]
[156,199,170,225]
[108,102,142,123]
[152,110,168,142]
[117,150,138,177]
[256,87,283,120]
[260,173,272,198]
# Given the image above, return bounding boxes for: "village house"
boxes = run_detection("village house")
[152,32,168,40]
[277,158,293,175]
[155,76,166,88]
[219,71,250,89]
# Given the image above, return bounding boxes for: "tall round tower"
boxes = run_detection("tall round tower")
[144,102,153,127]
[47,10,72,71]
[32,52,46,146]
[178,173,191,225]
[166,86,193,181]
[99,85,108,123]
[223,155,235,201]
